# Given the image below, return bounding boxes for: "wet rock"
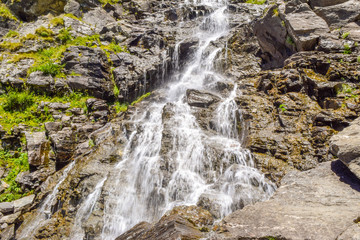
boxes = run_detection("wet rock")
[86,98,109,112]
[0,202,14,215]
[49,128,76,167]
[186,89,220,108]
[25,131,50,169]
[330,117,360,179]
[215,161,360,240]
[13,194,35,213]
[116,206,214,240]
[16,168,55,190]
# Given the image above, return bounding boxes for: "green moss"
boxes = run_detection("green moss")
[5,30,19,38]
[245,0,266,4]
[35,26,54,38]
[99,0,120,5]
[64,13,82,22]
[131,92,151,105]
[102,41,127,53]
[57,27,72,44]
[0,150,29,202]
[0,4,18,21]
[50,17,64,27]
[71,34,100,47]
[0,41,23,51]
[20,33,37,41]
[273,8,279,17]
[286,35,295,46]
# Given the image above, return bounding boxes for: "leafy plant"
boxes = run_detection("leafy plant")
[35,26,54,38]
[245,0,266,4]
[131,92,151,105]
[114,102,128,113]
[343,44,352,54]
[273,8,279,17]
[57,27,72,44]
[29,62,64,77]
[357,56,360,63]
[50,17,64,27]
[279,104,287,112]
[5,30,19,38]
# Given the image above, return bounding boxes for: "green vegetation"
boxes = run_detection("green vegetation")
[0,90,90,132]
[29,62,64,77]
[88,139,95,148]
[286,35,295,46]
[57,27,72,44]
[245,0,266,4]
[20,33,37,41]
[0,41,23,51]
[50,17,64,27]
[341,32,350,39]
[99,0,120,5]
[5,30,19,38]
[357,56,360,63]
[0,4,18,21]
[343,44,352,54]
[273,8,279,17]
[131,92,151,105]
[114,102,128,113]
[35,26,55,38]
[0,150,29,202]
[279,104,287,112]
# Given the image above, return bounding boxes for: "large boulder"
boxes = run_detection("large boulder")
[25,131,50,170]
[330,117,360,179]
[214,161,360,240]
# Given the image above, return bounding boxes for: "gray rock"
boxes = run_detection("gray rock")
[25,131,50,168]
[186,89,220,108]
[314,0,360,28]
[44,122,63,134]
[64,0,81,17]
[82,7,115,33]
[0,212,21,224]
[309,0,349,7]
[330,117,360,178]
[215,161,360,240]
[86,98,109,112]
[13,194,35,213]
[48,102,70,111]
[282,3,330,51]
[49,128,76,165]
[0,224,14,240]
[0,202,14,215]
[337,223,360,240]
[26,71,54,93]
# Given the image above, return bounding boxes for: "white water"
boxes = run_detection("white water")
[101,0,275,239]
[17,161,76,239]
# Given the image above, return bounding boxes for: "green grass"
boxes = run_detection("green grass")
[0,41,23,52]
[0,150,29,202]
[245,0,266,4]
[279,104,287,112]
[57,27,72,44]
[114,102,128,113]
[357,56,360,63]
[0,90,90,132]
[29,62,64,77]
[0,4,18,21]
[343,44,352,54]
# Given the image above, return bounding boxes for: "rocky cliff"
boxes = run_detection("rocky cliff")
[0,0,358,239]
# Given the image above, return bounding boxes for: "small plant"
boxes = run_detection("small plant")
[99,0,120,4]
[273,8,279,17]
[88,139,95,148]
[286,35,295,46]
[35,26,54,38]
[357,56,360,63]
[113,84,119,97]
[114,102,128,113]
[279,104,287,112]
[29,62,63,77]
[343,44,352,54]
[20,33,37,41]
[5,30,19,38]
[50,17,64,27]
[341,32,350,39]
[57,27,72,44]
[3,91,35,112]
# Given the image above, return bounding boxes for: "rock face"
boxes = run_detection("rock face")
[214,161,360,240]
[330,117,360,179]
[116,206,214,240]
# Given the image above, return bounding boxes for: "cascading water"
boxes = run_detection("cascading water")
[101,0,275,239]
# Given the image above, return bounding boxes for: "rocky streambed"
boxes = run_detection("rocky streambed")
[0,0,358,239]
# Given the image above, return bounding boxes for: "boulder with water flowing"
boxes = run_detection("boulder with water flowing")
[186,89,220,108]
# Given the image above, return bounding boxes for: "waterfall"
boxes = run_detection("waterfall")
[17,161,76,239]
[101,0,275,239]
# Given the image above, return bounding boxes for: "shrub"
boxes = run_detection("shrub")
[0,4,17,21]
[286,35,295,46]
[3,91,35,112]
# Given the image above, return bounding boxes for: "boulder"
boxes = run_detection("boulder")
[0,202,14,215]
[0,224,14,240]
[49,128,76,166]
[215,161,360,240]
[13,194,35,213]
[186,89,220,108]
[309,0,349,7]
[330,117,360,179]
[314,0,360,28]
[26,71,54,93]
[282,3,330,51]
[25,131,50,169]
